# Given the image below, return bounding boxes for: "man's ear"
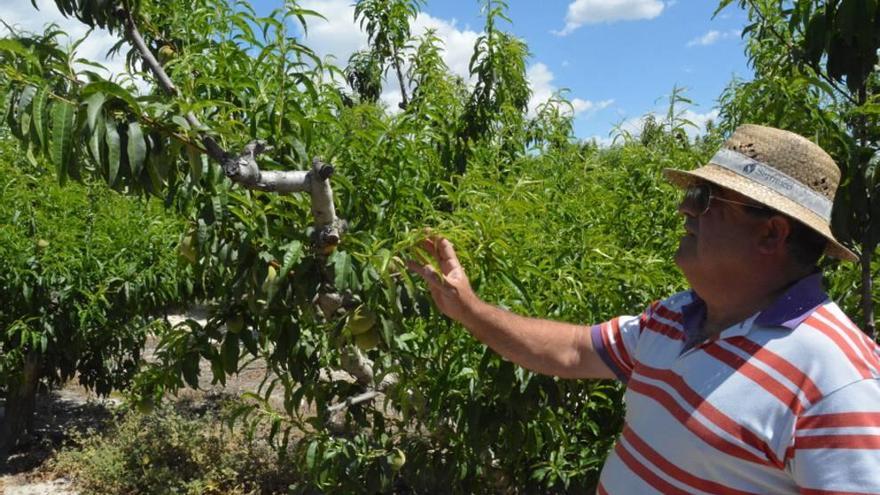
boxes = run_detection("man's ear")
[756,215,792,255]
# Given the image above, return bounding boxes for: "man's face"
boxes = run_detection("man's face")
[674,182,770,293]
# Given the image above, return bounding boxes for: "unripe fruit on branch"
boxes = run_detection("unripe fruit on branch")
[158,45,175,64]
[178,233,197,264]
[354,328,380,351]
[346,306,377,336]
[261,266,277,294]
[136,397,155,414]
[227,314,244,334]
[388,448,406,472]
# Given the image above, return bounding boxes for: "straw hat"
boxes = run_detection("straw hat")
[663,124,857,262]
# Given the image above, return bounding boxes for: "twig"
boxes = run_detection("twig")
[327,390,382,413]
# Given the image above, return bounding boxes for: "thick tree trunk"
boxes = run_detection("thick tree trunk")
[0,351,41,461]
[861,245,876,338]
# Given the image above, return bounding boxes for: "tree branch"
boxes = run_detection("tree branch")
[112,5,343,247]
[327,390,382,413]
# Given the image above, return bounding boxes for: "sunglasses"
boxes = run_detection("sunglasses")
[683,183,772,216]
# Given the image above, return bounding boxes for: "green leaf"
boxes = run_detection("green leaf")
[186,145,202,181]
[81,81,141,113]
[31,85,50,151]
[126,121,146,177]
[88,111,106,168]
[0,39,40,65]
[105,119,121,186]
[182,353,201,389]
[804,11,827,67]
[306,440,318,469]
[221,331,240,375]
[331,251,357,290]
[85,91,106,132]
[50,101,76,185]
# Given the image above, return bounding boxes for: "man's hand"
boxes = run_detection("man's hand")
[406,235,615,379]
[406,237,477,323]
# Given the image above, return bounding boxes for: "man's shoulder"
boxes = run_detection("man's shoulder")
[752,301,880,393]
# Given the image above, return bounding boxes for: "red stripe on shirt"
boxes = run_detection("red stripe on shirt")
[816,307,880,374]
[643,317,685,341]
[600,321,631,377]
[795,434,880,450]
[798,412,880,430]
[702,343,805,415]
[800,488,880,495]
[621,426,760,495]
[627,377,776,467]
[614,441,691,495]
[727,337,823,405]
[597,482,609,495]
[610,318,634,371]
[634,364,783,467]
[654,303,683,323]
[805,315,873,380]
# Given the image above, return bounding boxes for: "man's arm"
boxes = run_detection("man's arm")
[407,237,617,380]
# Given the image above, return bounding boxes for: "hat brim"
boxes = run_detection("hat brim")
[663,165,858,262]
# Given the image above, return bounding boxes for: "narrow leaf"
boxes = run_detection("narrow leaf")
[126,121,146,177]
[50,101,76,185]
[85,91,106,131]
[81,81,141,113]
[31,85,50,151]
[105,119,121,186]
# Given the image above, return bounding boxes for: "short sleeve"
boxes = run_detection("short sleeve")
[788,378,880,492]
[590,309,648,383]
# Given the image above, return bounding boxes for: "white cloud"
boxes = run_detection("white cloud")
[556,0,665,36]
[572,98,614,115]
[0,0,141,89]
[527,63,613,118]
[686,29,741,47]
[687,30,721,47]
[411,13,481,81]
[298,0,368,63]
[299,0,480,108]
[611,108,719,143]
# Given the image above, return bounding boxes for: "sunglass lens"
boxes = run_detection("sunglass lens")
[684,184,710,214]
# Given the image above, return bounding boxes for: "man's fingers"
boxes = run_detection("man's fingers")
[435,237,462,272]
[405,260,447,288]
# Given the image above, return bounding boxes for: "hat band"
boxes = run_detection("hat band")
[709,148,832,222]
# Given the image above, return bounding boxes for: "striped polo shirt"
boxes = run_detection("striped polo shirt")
[591,273,880,494]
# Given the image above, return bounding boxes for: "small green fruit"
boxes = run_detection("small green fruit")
[136,397,155,414]
[261,266,278,294]
[389,448,406,472]
[227,314,244,333]
[178,233,197,264]
[347,307,377,336]
[36,239,49,250]
[158,45,176,63]
[355,328,380,351]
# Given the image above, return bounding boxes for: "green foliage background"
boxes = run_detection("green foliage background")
[0,0,875,492]
[0,125,186,398]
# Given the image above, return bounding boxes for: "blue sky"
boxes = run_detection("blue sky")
[4,0,754,142]
[415,1,752,139]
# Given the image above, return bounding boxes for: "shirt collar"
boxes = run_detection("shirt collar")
[681,272,828,337]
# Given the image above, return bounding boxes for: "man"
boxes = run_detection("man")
[407,125,880,493]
